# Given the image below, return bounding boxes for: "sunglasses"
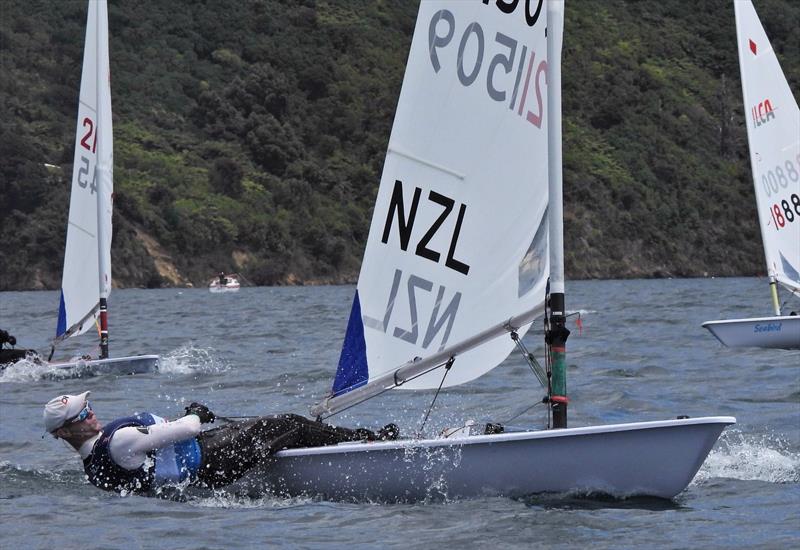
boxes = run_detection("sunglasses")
[66,402,93,425]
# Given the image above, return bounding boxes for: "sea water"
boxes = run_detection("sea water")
[1,278,798,548]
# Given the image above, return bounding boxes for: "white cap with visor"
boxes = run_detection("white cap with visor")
[43,391,91,434]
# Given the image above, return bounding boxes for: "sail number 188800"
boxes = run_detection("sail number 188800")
[769,194,800,231]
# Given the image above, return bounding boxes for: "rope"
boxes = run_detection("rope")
[500,399,546,426]
[439,399,548,439]
[544,279,553,429]
[416,356,455,437]
[510,330,547,388]
[317,355,457,422]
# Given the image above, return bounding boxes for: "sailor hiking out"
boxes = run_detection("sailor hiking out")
[43,391,398,494]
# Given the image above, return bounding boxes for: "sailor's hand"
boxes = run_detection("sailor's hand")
[184,402,215,424]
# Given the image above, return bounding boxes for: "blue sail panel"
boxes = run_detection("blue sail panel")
[56,290,67,337]
[332,291,369,396]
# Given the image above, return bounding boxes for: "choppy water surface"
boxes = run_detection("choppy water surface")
[1,278,798,548]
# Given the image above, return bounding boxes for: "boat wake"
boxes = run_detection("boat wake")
[0,344,227,382]
[0,358,92,383]
[158,344,230,375]
[0,460,310,508]
[693,429,800,484]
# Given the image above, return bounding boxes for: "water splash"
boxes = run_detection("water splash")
[0,357,91,383]
[0,351,172,382]
[185,491,314,509]
[158,344,230,375]
[693,429,800,484]
[0,459,309,507]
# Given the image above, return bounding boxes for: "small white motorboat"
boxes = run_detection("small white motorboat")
[209,273,241,293]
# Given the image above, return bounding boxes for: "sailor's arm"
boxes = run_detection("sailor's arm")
[108,416,202,469]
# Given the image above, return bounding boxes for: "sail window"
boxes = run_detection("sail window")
[518,207,548,297]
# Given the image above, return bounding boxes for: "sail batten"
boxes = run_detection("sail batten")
[67,222,97,238]
[387,148,466,180]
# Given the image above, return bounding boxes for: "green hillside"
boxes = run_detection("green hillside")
[1,0,798,290]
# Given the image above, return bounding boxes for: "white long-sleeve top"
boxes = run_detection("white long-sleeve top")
[79,414,202,469]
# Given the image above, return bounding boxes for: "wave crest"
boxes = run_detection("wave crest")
[159,344,230,375]
[694,429,800,484]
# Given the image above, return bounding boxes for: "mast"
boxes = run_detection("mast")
[736,0,779,320]
[769,280,781,316]
[95,0,111,359]
[546,0,568,429]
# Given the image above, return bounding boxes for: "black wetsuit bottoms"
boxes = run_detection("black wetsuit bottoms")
[195,414,375,487]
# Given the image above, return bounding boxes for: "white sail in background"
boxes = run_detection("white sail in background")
[734,0,800,296]
[57,0,113,340]
[331,0,552,399]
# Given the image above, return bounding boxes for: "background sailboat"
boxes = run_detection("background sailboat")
[244,0,734,501]
[702,0,800,349]
[49,0,158,375]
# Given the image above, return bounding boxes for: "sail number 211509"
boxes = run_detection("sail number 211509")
[428,7,547,129]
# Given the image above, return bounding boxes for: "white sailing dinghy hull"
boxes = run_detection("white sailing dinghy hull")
[702,316,800,349]
[247,417,735,501]
[49,354,159,376]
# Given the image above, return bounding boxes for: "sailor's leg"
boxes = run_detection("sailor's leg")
[195,416,381,488]
[273,414,377,447]
[195,419,267,487]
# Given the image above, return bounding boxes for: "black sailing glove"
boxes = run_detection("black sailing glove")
[184,402,215,424]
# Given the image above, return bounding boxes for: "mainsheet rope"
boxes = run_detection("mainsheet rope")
[416,357,454,437]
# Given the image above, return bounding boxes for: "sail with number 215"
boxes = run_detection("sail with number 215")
[57,0,113,344]
[47,0,159,375]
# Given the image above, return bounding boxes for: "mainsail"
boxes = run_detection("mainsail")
[734,0,800,298]
[320,0,556,414]
[57,0,114,341]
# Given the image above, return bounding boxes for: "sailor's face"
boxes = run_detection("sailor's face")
[81,409,101,432]
[61,408,101,438]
